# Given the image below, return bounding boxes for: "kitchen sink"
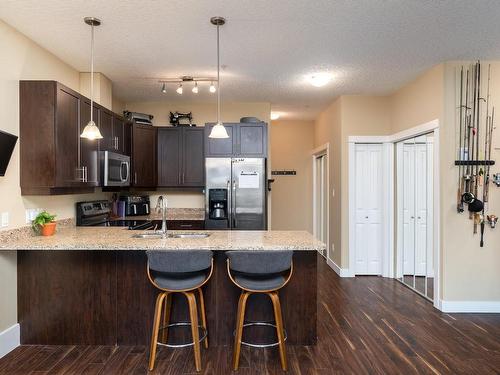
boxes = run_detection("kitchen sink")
[169,233,210,239]
[131,233,166,239]
[132,232,210,239]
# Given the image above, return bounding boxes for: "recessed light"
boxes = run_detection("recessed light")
[308,72,332,87]
[270,112,280,120]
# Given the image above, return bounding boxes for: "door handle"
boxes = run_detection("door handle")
[134,172,138,185]
[232,180,237,228]
[227,179,232,229]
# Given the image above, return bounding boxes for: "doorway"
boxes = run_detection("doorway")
[312,144,329,258]
[396,132,435,301]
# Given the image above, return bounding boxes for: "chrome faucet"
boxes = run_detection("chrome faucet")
[155,195,168,237]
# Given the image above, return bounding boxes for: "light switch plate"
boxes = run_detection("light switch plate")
[1,212,9,227]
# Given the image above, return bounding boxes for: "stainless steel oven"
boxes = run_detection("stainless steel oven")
[100,151,130,187]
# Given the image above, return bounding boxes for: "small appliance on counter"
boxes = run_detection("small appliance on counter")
[119,195,150,216]
[76,200,155,230]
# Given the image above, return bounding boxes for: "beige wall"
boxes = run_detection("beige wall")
[112,96,126,115]
[124,100,271,127]
[79,72,113,110]
[0,20,110,331]
[390,64,444,133]
[440,62,500,302]
[314,99,342,263]
[270,120,314,231]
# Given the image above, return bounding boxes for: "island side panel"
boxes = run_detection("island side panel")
[17,250,117,345]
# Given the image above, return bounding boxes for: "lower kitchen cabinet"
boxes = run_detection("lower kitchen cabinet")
[157,127,204,188]
[132,124,157,187]
[152,220,205,230]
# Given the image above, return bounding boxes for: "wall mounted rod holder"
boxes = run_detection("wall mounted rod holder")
[454,160,495,166]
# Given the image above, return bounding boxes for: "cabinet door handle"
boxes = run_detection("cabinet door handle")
[134,172,138,185]
[179,224,192,228]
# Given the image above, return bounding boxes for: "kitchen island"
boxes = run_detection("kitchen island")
[1,227,324,347]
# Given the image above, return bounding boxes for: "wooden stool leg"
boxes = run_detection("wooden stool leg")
[269,291,287,371]
[185,291,202,372]
[233,291,250,371]
[197,288,209,349]
[161,292,172,344]
[149,292,166,371]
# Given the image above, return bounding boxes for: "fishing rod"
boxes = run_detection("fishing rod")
[457,67,464,213]
[480,65,491,247]
[462,65,474,205]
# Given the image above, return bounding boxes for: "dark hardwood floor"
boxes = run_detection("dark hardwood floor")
[1,257,499,374]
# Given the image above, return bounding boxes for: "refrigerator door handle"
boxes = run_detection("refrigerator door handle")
[232,179,237,228]
[227,179,232,229]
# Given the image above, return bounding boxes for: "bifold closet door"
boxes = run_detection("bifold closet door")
[354,144,383,275]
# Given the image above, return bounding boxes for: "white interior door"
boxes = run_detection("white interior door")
[354,144,383,275]
[402,143,415,275]
[415,143,428,276]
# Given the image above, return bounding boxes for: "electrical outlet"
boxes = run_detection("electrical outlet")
[1,212,9,227]
[25,208,43,224]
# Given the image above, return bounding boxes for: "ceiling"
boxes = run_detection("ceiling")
[2,0,500,120]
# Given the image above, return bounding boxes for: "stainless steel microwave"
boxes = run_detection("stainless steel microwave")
[100,151,130,187]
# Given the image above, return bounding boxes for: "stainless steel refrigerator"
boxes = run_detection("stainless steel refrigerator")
[205,158,267,230]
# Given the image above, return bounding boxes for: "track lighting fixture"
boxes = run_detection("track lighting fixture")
[161,82,166,93]
[209,82,216,93]
[192,82,199,94]
[176,84,183,95]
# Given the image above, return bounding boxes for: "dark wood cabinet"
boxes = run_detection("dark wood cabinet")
[157,127,204,187]
[123,121,132,157]
[204,123,236,156]
[80,100,100,186]
[152,220,205,230]
[20,81,96,195]
[204,122,267,158]
[132,124,157,187]
[20,80,130,195]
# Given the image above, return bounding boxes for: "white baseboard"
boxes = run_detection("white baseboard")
[440,300,500,313]
[0,324,20,358]
[326,258,355,278]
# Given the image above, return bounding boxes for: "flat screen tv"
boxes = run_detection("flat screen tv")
[0,130,18,176]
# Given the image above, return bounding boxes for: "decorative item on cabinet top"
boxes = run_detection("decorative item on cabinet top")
[123,111,153,126]
[455,61,497,247]
[169,111,194,126]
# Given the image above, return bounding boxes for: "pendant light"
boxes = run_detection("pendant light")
[208,17,229,139]
[80,17,103,140]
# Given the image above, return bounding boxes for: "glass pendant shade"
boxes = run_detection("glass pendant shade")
[80,120,103,140]
[209,121,229,139]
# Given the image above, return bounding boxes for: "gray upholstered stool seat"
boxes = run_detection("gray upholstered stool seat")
[151,270,209,291]
[226,250,293,372]
[146,250,213,373]
[233,273,285,291]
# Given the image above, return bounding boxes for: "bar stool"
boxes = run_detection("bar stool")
[146,250,213,372]
[226,250,293,371]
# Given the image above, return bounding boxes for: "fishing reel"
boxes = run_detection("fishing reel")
[487,215,498,229]
[493,173,500,187]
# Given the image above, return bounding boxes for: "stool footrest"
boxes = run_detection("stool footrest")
[157,322,208,348]
[233,321,288,348]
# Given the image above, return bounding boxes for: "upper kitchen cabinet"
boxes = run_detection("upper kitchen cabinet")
[204,123,236,156]
[157,127,204,188]
[99,110,127,154]
[132,123,157,187]
[20,81,96,195]
[204,122,267,158]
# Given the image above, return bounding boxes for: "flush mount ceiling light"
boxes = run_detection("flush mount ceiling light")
[307,72,333,87]
[80,17,103,140]
[208,16,229,139]
[192,81,199,94]
[270,112,281,120]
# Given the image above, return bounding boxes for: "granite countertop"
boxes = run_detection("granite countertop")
[118,208,205,221]
[0,225,325,251]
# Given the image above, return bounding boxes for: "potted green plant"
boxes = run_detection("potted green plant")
[32,211,57,236]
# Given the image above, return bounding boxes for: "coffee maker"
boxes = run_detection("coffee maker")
[208,189,227,220]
